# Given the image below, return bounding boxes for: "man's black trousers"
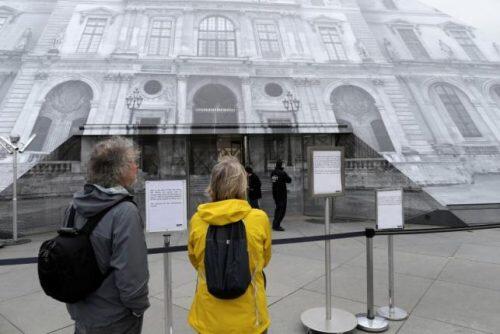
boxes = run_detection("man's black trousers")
[273,198,287,229]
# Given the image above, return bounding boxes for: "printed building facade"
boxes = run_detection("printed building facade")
[1,0,500,220]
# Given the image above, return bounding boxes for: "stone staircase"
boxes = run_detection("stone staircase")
[0,66,38,138]
[33,0,78,55]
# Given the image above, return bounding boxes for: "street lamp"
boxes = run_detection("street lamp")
[126,88,144,124]
[282,91,301,166]
[282,91,300,113]
[0,133,36,245]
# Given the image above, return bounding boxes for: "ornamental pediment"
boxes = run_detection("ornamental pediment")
[78,7,121,24]
[308,15,345,33]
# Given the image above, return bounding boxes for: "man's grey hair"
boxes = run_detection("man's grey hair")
[87,137,140,188]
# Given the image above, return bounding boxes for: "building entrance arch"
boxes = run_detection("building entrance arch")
[192,84,238,125]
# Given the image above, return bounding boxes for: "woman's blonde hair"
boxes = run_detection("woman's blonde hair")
[207,156,248,202]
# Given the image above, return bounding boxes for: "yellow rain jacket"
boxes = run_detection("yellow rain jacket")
[188,199,272,334]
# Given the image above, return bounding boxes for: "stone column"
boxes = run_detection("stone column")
[115,10,133,52]
[241,77,253,125]
[173,15,184,57]
[181,12,194,56]
[176,75,188,124]
[293,78,314,124]
[278,18,292,58]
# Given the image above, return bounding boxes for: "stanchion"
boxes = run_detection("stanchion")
[301,197,357,334]
[163,234,173,334]
[377,235,408,321]
[357,229,389,332]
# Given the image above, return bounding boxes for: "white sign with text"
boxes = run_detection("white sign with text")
[146,180,187,233]
[376,189,404,230]
[312,150,343,196]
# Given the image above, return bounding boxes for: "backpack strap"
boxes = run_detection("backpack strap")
[67,206,77,228]
[80,197,135,236]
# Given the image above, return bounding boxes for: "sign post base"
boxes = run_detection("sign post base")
[377,306,408,321]
[301,307,357,334]
[356,314,389,333]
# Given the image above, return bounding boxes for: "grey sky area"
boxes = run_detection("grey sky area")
[419,0,500,42]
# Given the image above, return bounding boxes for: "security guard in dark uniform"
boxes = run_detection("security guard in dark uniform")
[271,159,291,231]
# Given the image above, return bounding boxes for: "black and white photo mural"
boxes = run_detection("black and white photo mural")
[29,81,93,152]
[192,84,238,125]
[331,85,395,152]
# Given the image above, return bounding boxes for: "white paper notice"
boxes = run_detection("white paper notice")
[377,189,404,230]
[146,180,187,233]
[312,150,343,196]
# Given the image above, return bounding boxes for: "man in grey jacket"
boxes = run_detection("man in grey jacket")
[65,137,149,334]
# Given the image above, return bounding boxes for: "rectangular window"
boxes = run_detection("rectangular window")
[256,23,281,58]
[435,84,481,138]
[0,16,7,31]
[398,28,429,60]
[148,19,173,56]
[319,27,347,61]
[383,0,397,9]
[449,30,485,61]
[77,18,107,53]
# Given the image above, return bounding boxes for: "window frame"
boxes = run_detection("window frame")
[432,83,482,139]
[76,17,108,54]
[147,18,174,56]
[318,25,347,61]
[396,27,430,60]
[255,21,282,59]
[197,16,237,58]
[448,29,485,61]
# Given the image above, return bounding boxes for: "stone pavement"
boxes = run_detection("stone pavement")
[1,216,500,334]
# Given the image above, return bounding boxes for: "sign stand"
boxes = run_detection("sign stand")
[377,235,408,321]
[301,147,357,334]
[375,189,408,321]
[164,234,173,334]
[145,180,188,334]
[356,230,389,332]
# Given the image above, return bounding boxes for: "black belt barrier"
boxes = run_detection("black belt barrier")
[1,223,499,267]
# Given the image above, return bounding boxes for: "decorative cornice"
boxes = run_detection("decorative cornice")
[78,7,121,25]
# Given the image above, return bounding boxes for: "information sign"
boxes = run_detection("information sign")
[146,180,187,233]
[308,147,345,197]
[376,189,404,230]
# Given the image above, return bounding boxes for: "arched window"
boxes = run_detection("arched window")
[331,85,395,152]
[198,16,236,57]
[432,83,481,138]
[31,81,93,152]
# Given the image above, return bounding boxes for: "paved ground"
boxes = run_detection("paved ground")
[1,216,500,334]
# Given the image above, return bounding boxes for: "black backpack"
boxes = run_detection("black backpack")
[204,220,252,299]
[37,198,131,304]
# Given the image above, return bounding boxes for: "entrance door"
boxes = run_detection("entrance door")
[217,136,243,163]
[188,135,244,214]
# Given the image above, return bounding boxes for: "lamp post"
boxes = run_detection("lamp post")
[126,88,144,124]
[282,91,300,166]
[0,133,36,246]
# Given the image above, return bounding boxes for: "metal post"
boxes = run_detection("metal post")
[357,229,389,332]
[163,234,173,334]
[12,149,18,242]
[325,197,332,320]
[300,197,357,333]
[377,235,408,321]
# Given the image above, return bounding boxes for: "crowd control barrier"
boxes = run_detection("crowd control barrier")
[1,222,500,334]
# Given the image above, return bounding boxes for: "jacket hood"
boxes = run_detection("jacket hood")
[73,184,132,218]
[196,199,252,226]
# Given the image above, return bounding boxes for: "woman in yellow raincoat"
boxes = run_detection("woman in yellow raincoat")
[188,156,272,334]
